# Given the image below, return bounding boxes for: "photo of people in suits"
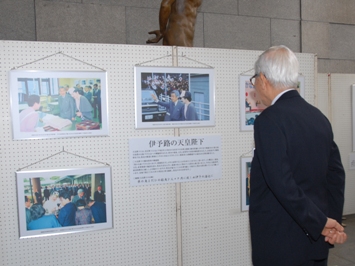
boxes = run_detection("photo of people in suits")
[135,66,215,129]
[16,167,112,238]
[10,71,108,139]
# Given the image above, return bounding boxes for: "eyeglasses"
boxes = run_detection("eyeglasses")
[250,74,259,86]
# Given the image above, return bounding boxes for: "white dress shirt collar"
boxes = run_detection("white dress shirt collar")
[271,89,295,105]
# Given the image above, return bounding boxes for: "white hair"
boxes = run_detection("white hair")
[254,45,299,90]
[67,88,75,94]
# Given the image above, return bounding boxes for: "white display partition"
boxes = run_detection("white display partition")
[0,40,318,266]
[317,73,330,119]
[327,74,355,216]
[352,84,355,153]
[0,41,176,266]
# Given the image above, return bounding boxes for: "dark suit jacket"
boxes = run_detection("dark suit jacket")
[58,202,76,227]
[94,191,105,202]
[249,90,345,265]
[184,103,199,121]
[93,88,101,103]
[90,201,107,223]
[157,100,184,121]
[59,94,75,120]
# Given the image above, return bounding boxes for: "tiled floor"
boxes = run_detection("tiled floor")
[328,214,355,266]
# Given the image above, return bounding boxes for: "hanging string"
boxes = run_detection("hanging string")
[135,52,214,68]
[240,147,255,158]
[135,52,172,66]
[240,67,255,76]
[17,147,109,171]
[59,52,106,71]
[11,51,62,70]
[179,53,214,68]
[11,51,106,71]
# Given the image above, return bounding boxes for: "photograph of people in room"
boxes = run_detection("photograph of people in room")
[22,174,107,232]
[10,73,107,138]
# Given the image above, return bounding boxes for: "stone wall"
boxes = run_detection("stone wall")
[1,0,355,73]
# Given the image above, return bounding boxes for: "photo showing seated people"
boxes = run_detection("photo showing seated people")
[24,176,107,231]
[17,77,102,132]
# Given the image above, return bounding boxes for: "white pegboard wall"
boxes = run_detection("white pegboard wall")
[0,41,316,266]
[0,41,177,266]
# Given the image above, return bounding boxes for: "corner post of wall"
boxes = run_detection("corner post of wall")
[172,46,178,67]
[328,73,333,123]
[314,54,318,108]
[172,45,183,266]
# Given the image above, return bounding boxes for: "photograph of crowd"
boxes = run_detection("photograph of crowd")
[10,70,108,140]
[17,166,112,238]
[135,66,215,129]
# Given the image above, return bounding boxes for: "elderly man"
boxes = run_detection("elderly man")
[93,186,105,203]
[58,86,75,121]
[71,188,86,205]
[151,90,184,121]
[249,45,347,266]
[147,0,202,47]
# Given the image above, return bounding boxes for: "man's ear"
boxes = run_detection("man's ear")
[258,73,268,91]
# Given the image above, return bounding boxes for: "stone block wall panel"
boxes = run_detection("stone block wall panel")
[0,0,36,41]
[35,0,126,44]
[204,13,270,50]
[271,19,301,52]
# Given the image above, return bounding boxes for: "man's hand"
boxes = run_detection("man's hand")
[151,94,158,101]
[147,30,164,43]
[322,218,347,244]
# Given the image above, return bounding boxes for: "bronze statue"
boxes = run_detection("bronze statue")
[147,0,202,47]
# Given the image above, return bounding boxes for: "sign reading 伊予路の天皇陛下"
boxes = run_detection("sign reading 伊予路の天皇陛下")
[129,135,222,186]
[9,70,108,140]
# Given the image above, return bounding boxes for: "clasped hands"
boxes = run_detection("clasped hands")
[321,218,347,244]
